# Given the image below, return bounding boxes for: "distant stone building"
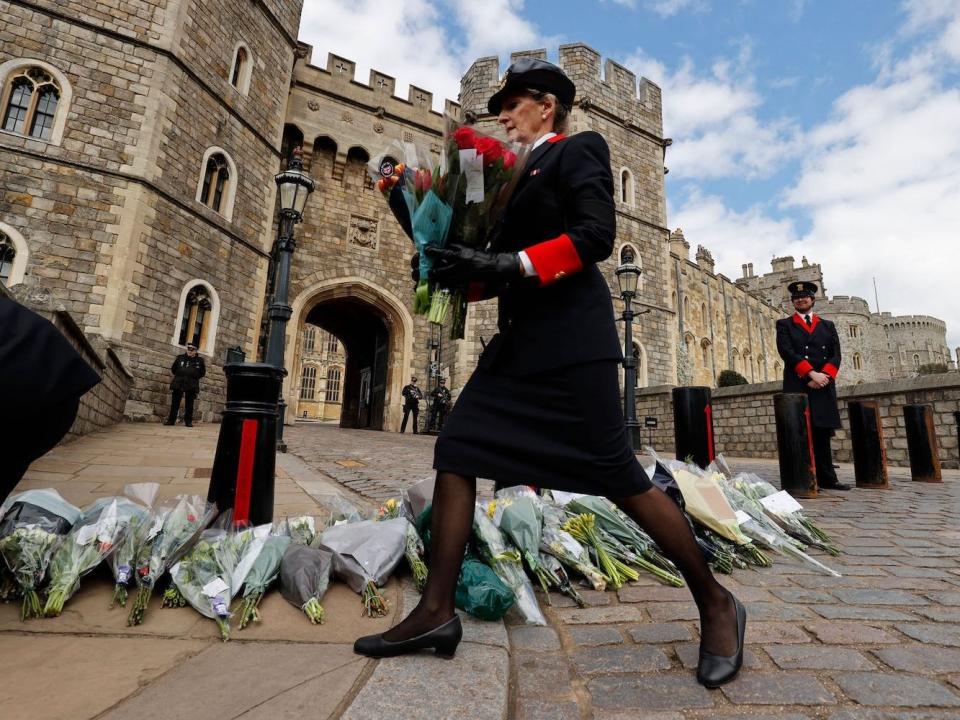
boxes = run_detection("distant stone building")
[736,255,952,384]
[293,327,345,421]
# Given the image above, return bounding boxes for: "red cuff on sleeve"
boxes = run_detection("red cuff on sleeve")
[795,360,814,378]
[466,282,486,303]
[524,234,583,286]
[822,363,839,379]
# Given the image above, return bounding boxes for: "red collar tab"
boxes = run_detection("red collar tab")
[546,134,566,143]
[792,312,819,333]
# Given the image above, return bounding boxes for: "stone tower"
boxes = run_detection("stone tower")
[0,0,304,420]
[459,44,675,386]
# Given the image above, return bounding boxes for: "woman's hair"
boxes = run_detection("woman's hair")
[526,89,571,134]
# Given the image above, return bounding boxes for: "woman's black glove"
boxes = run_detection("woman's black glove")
[426,244,522,285]
[410,253,420,283]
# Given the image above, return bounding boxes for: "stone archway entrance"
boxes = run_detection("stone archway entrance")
[286,279,414,432]
[306,298,389,429]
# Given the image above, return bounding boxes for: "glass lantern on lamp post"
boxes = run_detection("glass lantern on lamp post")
[266,148,316,452]
[616,247,643,451]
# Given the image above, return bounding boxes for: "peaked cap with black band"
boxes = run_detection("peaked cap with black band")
[788,280,819,299]
[487,58,576,115]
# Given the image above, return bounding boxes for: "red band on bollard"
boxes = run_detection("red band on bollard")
[803,407,816,478]
[234,419,259,525]
[704,404,715,462]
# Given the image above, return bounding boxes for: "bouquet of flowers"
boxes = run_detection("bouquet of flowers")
[127,494,216,626]
[280,543,333,624]
[95,484,160,608]
[237,533,291,629]
[319,518,407,618]
[43,496,144,616]
[539,495,607,592]
[490,488,559,598]
[285,516,319,547]
[371,117,531,338]
[567,496,684,587]
[167,525,258,640]
[375,498,428,592]
[0,489,80,620]
[472,503,545,626]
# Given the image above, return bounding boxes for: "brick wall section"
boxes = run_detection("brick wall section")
[635,375,960,469]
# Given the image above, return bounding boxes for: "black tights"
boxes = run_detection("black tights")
[384,471,737,657]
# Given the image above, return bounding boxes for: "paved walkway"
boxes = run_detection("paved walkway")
[1,421,959,719]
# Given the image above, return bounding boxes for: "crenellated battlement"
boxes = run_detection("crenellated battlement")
[293,43,460,125]
[882,314,947,331]
[459,43,664,139]
[820,295,873,317]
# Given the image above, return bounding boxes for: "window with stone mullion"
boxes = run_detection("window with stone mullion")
[2,77,32,134]
[29,86,59,140]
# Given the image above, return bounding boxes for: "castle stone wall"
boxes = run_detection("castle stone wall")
[635,376,960,469]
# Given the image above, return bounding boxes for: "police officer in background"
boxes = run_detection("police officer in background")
[428,377,452,432]
[775,281,850,491]
[400,375,423,434]
[164,343,206,427]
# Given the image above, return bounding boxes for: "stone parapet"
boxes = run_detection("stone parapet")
[635,375,960,469]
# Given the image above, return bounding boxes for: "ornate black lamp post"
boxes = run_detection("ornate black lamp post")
[616,247,643,450]
[266,148,315,452]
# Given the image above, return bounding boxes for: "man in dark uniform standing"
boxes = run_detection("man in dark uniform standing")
[400,375,423,434]
[775,281,850,491]
[0,295,101,503]
[165,343,206,427]
[428,377,452,432]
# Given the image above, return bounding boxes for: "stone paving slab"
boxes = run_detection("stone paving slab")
[0,635,207,720]
[99,642,366,720]
[833,672,960,707]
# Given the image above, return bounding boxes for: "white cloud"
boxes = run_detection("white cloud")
[624,48,799,179]
[668,188,800,277]
[646,0,709,18]
[298,0,552,111]
[674,2,960,350]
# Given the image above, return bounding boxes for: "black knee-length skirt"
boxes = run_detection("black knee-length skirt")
[433,360,652,496]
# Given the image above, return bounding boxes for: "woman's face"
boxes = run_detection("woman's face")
[497,92,554,144]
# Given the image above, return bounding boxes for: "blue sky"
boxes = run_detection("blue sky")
[300,0,960,352]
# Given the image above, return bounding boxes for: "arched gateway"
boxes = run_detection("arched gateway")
[285,278,414,432]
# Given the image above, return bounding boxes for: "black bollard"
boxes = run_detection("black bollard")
[774,393,817,498]
[848,400,888,488]
[904,404,942,483]
[673,386,714,469]
[208,363,284,525]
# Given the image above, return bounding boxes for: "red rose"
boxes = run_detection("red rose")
[473,135,504,166]
[452,126,476,149]
[502,150,517,170]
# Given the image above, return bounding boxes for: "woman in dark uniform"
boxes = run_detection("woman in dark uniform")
[355,58,746,688]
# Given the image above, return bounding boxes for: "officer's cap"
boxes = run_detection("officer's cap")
[787,281,818,299]
[487,58,576,115]
[186,343,198,350]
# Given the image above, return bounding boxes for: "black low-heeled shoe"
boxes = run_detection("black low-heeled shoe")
[697,594,747,688]
[353,615,462,659]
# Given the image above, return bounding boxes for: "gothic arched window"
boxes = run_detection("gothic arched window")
[178,284,213,349]
[326,332,339,353]
[325,367,342,403]
[303,327,316,353]
[200,154,230,212]
[300,365,317,400]
[853,353,863,370]
[0,231,16,286]
[1,66,61,141]
[620,169,635,206]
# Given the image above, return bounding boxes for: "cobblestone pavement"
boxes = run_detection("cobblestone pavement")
[286,423,960,719]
